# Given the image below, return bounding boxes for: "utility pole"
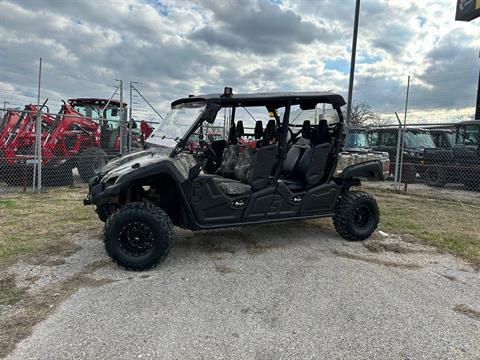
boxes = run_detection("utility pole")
[129,81,133,153]
[476,51,480,119]
[117,80,127,155]
[397,75,410,187]
[2,101,9,118]
[345,0,361,130]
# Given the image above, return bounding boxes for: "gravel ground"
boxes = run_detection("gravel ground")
[4,221,480,360]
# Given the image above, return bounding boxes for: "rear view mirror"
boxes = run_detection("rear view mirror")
[111,107,118,117]
[203,103,220,124]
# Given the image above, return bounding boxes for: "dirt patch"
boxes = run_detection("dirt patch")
[215,264,237,274]
[362,238,430,254]
[26,239,81,267]
[235,231,284,255]
[0,260,112,358]
[175,232,237,256]
[176,229,283,257]
[331,250,421,270]
[0,273,26,307]
[454,304,480,321]
[363,240,412,254]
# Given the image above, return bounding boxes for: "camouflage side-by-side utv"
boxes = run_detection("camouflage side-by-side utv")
[85,89,389,270]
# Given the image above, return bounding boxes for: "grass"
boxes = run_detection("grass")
[0,185,100,268]
[0,273,25,306]
[0,184,479,270]
[371,188,480,267]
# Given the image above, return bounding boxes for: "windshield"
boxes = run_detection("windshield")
[74,104,122,127]
[403,131,436,149]
[463,125,479,146]
[346,131,368,148]
[146,101,206,148]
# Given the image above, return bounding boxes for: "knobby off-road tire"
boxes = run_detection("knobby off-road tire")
[333,191,380,242]
[78,147,108,183]
[104,202,172,270]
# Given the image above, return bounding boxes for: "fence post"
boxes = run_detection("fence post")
[393,112,402,191]
[397,75,410,188]
[35,58,42,191]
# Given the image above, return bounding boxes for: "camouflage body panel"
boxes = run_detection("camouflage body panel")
[213,178,251,195]
[335,151,390,178]
[219,145,239,175]
[169,153,197,179]
[234,148,256,182]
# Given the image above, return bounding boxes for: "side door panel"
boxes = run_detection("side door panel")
[189,176,247,225]
[242,185,276,221]
[300,183,340,215]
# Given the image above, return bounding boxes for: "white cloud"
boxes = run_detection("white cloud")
[0,0,478,123]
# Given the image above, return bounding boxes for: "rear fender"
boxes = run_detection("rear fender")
[340,161,385,181]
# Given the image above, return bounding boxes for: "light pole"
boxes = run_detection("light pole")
[346,0,361,128]
[476,51,480,119]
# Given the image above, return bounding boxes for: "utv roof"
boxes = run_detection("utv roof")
[366,126,430,132]
[456,120,480,126]
[171,91,346,109]
[68,98,127,107]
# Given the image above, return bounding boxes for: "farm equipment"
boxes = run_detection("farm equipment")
[0,98,154,186]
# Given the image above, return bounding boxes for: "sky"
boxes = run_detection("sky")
[0,0,479,123]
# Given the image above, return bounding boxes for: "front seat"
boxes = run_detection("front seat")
[295,124,331,187]
[282,120,312,175]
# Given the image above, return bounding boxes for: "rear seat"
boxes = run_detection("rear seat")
[215,120,277,195]
[282,120,332,189]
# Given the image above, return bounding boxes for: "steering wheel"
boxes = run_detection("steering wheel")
[286,127,298,147]
[199,139,218,168]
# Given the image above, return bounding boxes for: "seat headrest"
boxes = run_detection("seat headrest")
[254,121,264,140]
[264,120,276,142]
[312,120,330,145]
[236,121,244,137]
[301,120,311,139]
[228,122,237,144]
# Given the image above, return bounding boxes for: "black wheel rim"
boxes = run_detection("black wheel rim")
[353,205,372,229]
[119,221,155,256]
[93,157,106,174]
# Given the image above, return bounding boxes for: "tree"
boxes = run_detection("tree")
[345,102,386,127]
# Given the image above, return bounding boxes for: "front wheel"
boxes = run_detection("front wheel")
[78,147,108,183]
[104,202,172,270]
[333,191,379,241]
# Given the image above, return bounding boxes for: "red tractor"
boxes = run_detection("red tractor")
[0,98,153,186]
[0,108,21,146]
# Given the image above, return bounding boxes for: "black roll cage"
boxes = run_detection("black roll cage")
[170,94,345,184]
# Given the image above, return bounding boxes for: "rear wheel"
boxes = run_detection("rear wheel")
[333,191,379,241]
[104,202,172,270]
[78,147,108,183]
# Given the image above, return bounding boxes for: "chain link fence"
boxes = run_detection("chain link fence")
[1,101,479,194]
[347,120,480,192]
[0,104,137,192]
